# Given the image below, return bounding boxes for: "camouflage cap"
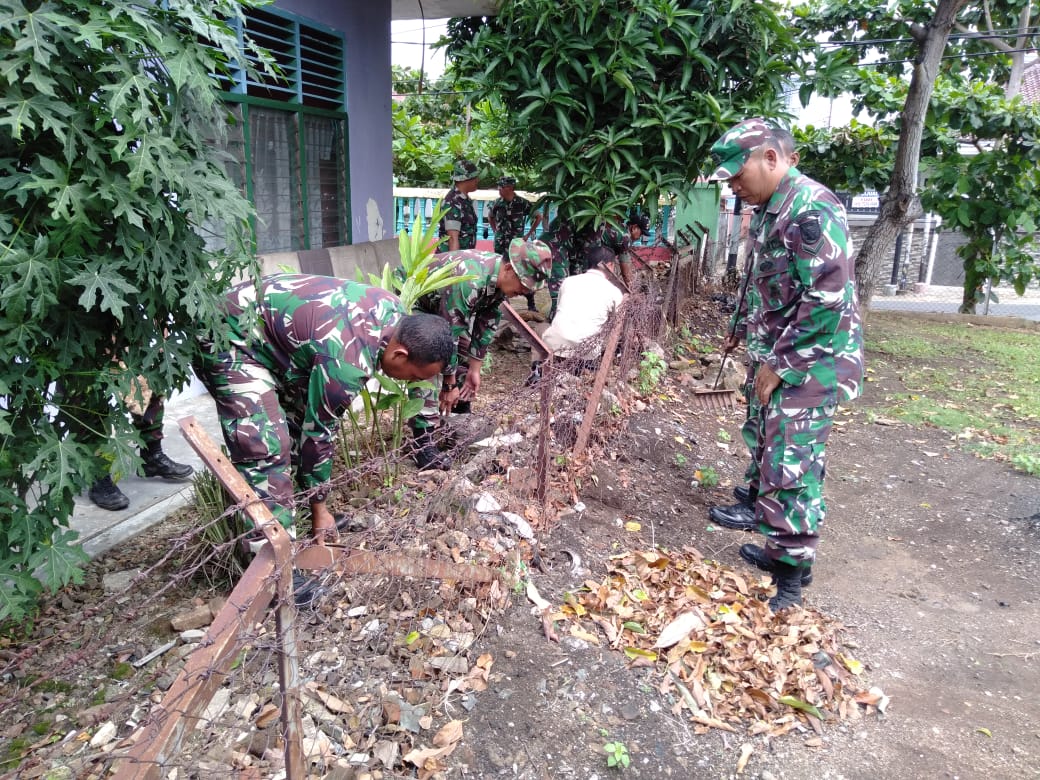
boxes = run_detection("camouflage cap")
[708,118,774,180]
[452,159,479,182]
[507,238,552,292]
[497,176,517,187]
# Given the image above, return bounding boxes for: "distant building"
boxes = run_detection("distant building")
[1020,58,1040,103]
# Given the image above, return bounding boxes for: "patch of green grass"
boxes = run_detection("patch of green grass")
[110,662,133,681]
[866,314,1040,475]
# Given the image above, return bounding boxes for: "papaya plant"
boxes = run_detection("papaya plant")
[0,0,260,623]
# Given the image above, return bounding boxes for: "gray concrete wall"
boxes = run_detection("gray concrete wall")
[275,2,393,245]
[258,239,401,278]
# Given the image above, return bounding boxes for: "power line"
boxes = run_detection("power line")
[819,28,1040,47]
[852,44,1039,67]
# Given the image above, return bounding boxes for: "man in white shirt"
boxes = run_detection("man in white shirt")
[527,247,624,385]
[542,246,624,356]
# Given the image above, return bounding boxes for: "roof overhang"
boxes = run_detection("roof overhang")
[392,0,497,20]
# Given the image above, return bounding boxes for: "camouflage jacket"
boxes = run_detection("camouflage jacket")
[538,216,577,264]
[438,185,478,250]
[415,251,504,377]
[577,222,631,268]
[490,195,533,254]
[733,168,864,407]
[221,274,405,491]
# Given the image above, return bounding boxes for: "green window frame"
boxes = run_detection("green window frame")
[219,6,351,253]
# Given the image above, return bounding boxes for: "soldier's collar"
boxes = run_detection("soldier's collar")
[765,169,800,215]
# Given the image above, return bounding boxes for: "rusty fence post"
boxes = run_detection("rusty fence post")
[112,418,305,780]
[572,304,628,457]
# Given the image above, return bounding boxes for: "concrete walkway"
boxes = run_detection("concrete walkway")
[70,377,222,560]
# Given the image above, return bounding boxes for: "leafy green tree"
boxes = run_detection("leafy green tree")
[391,66,519,187]
[0,0,259,622]
[443,0,802,226]
[794,0,1040,311]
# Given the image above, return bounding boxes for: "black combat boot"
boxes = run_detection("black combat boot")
[88,475,130,511]
[141,443,194,481]
[733,484,758,505]
[410,427,450,471]
[524,361,543,387]
[768,562,804,611]
[708,502,757,531]
[739,543,813,586]
[292,569,325,608]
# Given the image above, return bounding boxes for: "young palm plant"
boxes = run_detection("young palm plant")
[341,207,476,488]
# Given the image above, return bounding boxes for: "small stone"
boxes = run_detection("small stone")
[155,675,175,692]
[474,492,502,513]
[170,605,212,632]
[179,629,206,643]
[89,721,118,748]
[500,512,535,541]
[102,569,140,595]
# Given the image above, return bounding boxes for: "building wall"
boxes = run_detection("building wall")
[275,1,393,245]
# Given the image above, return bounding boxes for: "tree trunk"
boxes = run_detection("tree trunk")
[855,0,968,307]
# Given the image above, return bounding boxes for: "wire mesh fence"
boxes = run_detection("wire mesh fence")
[1,251,728,778]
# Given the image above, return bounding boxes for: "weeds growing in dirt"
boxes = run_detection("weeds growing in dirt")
[637,351,667,395]
[602,740,631,769]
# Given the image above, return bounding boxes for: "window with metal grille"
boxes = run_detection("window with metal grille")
[215,7,349,253]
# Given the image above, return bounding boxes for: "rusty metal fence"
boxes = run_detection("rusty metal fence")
[0,250,717,777]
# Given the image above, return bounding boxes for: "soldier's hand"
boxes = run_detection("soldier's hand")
[439,387,460,416]
[459,367,481,401]
[754,363,782,404]
[723,333,741,354]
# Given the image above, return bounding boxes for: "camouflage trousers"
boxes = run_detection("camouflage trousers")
[195,345,302,531]
[130,393,165,446]
[412,335,472,432]
[741,366,836,568]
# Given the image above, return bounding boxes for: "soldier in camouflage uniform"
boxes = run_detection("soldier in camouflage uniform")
[489,176,542,311]
[195,274,453,537]
[438,159,480,251]
[576,221,634,288]
[704,118,864,611]
[409,239,553,469]
[537,214,577,320]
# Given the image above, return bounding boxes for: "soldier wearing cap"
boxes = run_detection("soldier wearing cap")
[704,118,864,612]
[407,238,553,469]
[489,176,543,311]
[438,159,480,251]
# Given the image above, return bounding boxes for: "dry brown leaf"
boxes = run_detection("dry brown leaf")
[654,610,706,649]
[304,682,352,714]
[432,719,464,748]
[735,743,754,774]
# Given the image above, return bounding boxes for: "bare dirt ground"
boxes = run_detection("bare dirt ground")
[2,304,1038,779]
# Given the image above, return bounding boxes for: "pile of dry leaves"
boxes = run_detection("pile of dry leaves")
[543,547,889,737]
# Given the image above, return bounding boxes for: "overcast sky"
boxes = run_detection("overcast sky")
[391,19,449,84]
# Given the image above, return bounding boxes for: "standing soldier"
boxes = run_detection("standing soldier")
[704,118,864,611]
[439,159,480,251]
[408,239,553,469]
[537,213,577,320]
[489,176,543,311]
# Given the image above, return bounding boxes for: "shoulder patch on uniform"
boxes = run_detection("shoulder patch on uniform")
[796,210,823,244]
